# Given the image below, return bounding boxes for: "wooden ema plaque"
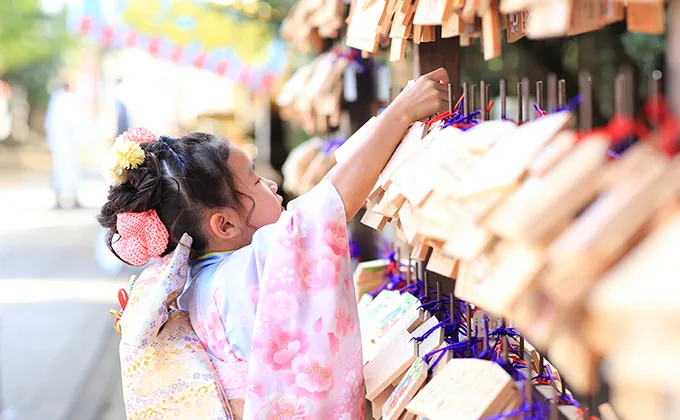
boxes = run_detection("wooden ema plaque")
[426,246,459,279]
[397,202,424,244]
[354,259,390,301]
[526,0,570,38]
[585,210,680,356]
[405,358,520,419]
[481,0,501,60]
[391,126,466,208]
[455,244,509,315]
[346,0,387,52]
[484,136,610,244]
[469,241,546,316]
[627,1,666,35]
[454,111,571,200]
[364,329,418,400]
[541,152,680,307]
[547,328,597,395]
[610,382,677,419]
[377,122,428,190]
[511,288,561,349]
[527,130,576,176]
[412,315,444,357]
[410,239,431,260]
[364,296,425,364]
[383,358,429,420]
[505,9,529,42]
[599,403,622,420]
[607,329,680,401]
[442,10,463,38]
[363,188,391,231]
[360,290,402,330]
[379,0,400,36]
[372,385,396,419]
[413,0,452,25]
[568,0,604,35]
[373,187,407,218]
[431,343,452,378]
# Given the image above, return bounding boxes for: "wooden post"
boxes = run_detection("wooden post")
[413,27,462,88]
[412,28,461,300]
[668,0,680,118]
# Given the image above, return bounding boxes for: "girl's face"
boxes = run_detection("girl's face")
[228,144,284,234]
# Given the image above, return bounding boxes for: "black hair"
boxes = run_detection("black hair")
[98,132,254,262]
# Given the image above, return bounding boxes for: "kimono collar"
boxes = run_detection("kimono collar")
[190,250,235,278]
[119,233,193,348]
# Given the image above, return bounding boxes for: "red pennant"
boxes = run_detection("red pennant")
[147,38,161,56]
[125,31,138,48]
[193,52,207,68]
[102,26,114,47]
[238,68,251,85]
[171,46,183,63]
[80,17,93,35]
[216,60,229,76]
[261,73,274,90]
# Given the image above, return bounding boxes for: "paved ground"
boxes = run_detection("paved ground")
[0,147,130,420]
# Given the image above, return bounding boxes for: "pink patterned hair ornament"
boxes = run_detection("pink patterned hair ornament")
[118,127,159,144]
[113,209,169,266]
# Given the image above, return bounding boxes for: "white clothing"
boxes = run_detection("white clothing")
[44,89,81,197]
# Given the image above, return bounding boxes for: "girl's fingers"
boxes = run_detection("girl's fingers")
[423,68,449,84]
[434,82,450,93]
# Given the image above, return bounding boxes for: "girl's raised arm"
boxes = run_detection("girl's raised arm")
[328,68,450,220]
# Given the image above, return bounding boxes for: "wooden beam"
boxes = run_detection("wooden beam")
[413,27,461,88]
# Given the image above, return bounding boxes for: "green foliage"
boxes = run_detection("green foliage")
[0,0,74,107]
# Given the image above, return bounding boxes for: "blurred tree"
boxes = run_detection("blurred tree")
[0,0,73,109]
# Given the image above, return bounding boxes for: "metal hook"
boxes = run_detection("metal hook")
[407,257,412,285]
[471,84,478,112]
[436,278,442,319]
[423,269,429,303]
[522,77,531,123]
[517,81,524,123]
[579,72,593,132]
[481,81,488,120]
[500,79,507,120]
[558,79,567,109]
[548,74,557,112]
[448,83,454,114]
[615,73,626,117]
[650,71,663,135]
[501,317,508,364]
[463,82,470,115]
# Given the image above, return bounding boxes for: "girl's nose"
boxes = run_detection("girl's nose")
[266,179,278,193]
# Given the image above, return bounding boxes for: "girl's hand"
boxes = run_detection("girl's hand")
[390,68,450,123]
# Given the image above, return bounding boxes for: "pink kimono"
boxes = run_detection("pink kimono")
[178,180,366,419]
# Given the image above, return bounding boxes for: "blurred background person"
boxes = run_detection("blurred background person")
[44,79,83,209]
[115,78,129,139]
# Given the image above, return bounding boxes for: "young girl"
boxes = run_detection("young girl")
[99,68,449,419]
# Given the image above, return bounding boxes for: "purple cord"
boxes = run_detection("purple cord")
[321,137,347,155]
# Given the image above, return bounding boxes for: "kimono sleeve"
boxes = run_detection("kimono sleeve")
[244,179,366,420]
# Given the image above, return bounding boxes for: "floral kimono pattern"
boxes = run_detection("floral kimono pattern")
[180,180,366,419]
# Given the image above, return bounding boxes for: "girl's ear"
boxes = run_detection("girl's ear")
[208,208,242,241]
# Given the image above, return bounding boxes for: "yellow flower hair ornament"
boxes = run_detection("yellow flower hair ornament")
[106,127,159,186]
